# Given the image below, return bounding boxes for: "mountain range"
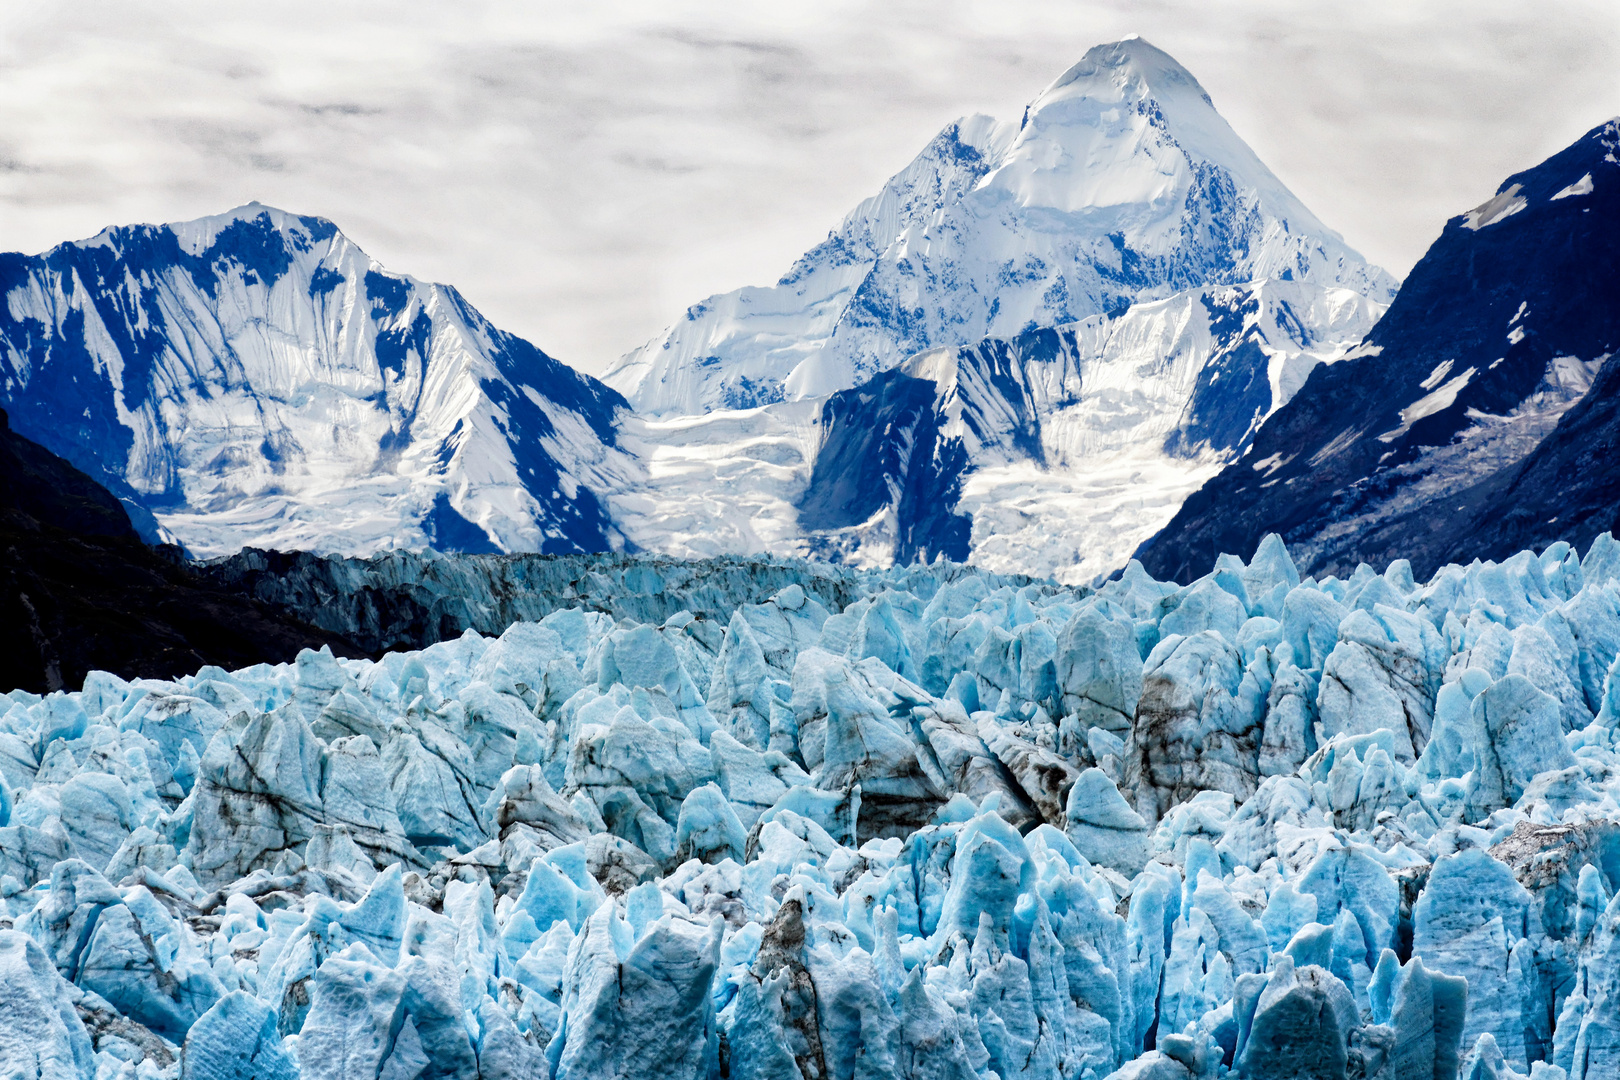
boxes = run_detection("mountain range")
[0,37,1612,586]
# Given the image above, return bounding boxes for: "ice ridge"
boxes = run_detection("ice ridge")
[4,535,1620,1078]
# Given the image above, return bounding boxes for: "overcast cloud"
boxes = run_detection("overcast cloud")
[0,1,1615,373]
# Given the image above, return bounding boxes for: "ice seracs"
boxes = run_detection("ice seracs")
[2,534,1620,1077]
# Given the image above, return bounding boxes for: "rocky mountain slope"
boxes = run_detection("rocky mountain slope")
[0,204,633,559]
[4,531,1620,1079]
[604,37,1395,417]
[1139,119,1620,582]
[789,279,1383,580]
[0,407,361,694]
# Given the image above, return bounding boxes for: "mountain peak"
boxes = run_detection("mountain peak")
[607,40,1395,417]
[0,204,631,559]
[1041,36,1212,109]
[994,37,1323,237]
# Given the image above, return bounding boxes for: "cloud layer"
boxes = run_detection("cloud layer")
[0,1,1614,373]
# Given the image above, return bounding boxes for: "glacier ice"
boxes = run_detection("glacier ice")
[5,538,1620,1078]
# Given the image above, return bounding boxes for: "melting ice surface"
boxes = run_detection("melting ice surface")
[5,536,1620,1079]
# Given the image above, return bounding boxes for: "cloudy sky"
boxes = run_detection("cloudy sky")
[1,1,1615,374]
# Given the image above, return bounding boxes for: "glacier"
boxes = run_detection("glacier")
[3,536,1620,1078]
[609,268,1386,585]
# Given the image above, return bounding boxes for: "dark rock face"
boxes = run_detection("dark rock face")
[798,366,974,564]
[1446,351,1620,564]
[0,408,362,693]
[797,327,1083,566]
[0,406,136,542]
[1162,294,1274,458]
[1138,120,1620,583]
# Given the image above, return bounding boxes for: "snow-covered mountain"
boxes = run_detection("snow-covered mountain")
[609,277,1383,583]
[1140,119,1620,582]
[605,37,1396,417]
[0,39,1400,577]
[0,204,633,558]
[796,279,1385,581]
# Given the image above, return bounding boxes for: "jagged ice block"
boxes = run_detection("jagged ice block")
[2,535,1620,1079]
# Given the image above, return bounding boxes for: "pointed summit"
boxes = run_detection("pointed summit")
[606,40,1395,416]
[981,37,1347,275]
[1040,36,1212,103]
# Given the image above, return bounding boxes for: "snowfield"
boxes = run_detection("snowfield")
[2,536,1620,1079]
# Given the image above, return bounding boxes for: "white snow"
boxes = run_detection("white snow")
[1552,172,1594,199]
[1419,359,1455,391]
[1251,451,1296,475]
[607,400,821,561]
[1377,368,1476,443]
[956,448,1224,585]
[1462,184,1528,230]
[605,38,1395,418]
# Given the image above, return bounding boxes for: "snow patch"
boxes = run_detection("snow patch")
[1419,359,1455,391]
[1462,184,1528,230]
[1250,451,1296,475]
[1552,172,1594,199]
[1378,368,1476,443]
